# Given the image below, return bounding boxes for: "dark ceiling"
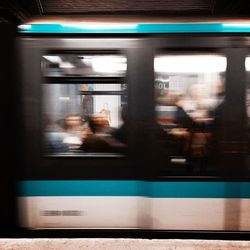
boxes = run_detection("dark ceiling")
[1,0,250,24]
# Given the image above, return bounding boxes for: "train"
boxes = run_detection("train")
[16,17,250,234]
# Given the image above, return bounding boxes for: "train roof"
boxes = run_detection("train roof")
[18,16,250,34]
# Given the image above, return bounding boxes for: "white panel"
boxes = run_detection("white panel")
[151,198,250,231]
[18,196,148,229]
[239,199,250,231]
[19,197,250,231]
[151,198,225,230]
[18,196,38,228]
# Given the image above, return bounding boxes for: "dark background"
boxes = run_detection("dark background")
[1,0,250,24]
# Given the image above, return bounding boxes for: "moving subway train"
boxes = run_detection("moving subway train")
[17,18,250,233]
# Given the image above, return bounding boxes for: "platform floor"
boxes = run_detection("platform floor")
[1,239,250,250]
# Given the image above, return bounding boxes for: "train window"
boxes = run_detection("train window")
[154,53,226,176]
[246,56,250,161]
[43,83,127,156]
[42,53,127,157]
[42,54,126,77]
[246,57,250,121]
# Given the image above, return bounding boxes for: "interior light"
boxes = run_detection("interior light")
[81,56,94,66]
[43,56,74,69]
[154,55,227,73]
[43,56,62,64]
[245,57,250,71]
[59,62,75,69]
[91,56,127,73]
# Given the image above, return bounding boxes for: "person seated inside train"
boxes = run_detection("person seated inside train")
[62,113,83,151]
[156,91,194,129]
[80,115,125,153]
[99,103,111,125]
[175,94,214,167]
[43,114,69,153]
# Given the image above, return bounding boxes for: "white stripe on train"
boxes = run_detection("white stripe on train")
[18,197,250,230]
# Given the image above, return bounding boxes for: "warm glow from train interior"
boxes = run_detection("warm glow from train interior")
[154,55,227,73]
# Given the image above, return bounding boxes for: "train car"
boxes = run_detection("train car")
[17,17,250,235]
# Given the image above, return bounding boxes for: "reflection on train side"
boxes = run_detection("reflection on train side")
[154,54,226,175]
[43,83,127,156]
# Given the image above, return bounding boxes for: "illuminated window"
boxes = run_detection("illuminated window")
[154,53,226,176]
[42,54,127,157]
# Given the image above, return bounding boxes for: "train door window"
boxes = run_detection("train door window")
[42,54,127,157]
[246,57,250,122]
[245,56,250,171]
[154,53,226,176]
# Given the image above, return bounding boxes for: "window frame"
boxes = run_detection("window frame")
[19,37,148,180]
[42,51,127,158]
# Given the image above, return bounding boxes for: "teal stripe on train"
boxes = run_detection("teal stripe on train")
[18,23,250,34]
[18,180,250,198]
[18,181,147,197]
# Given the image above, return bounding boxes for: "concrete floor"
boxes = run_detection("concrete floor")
[0,239,250,250]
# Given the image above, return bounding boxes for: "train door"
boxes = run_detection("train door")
[18,37,153,230]
[148,35,249,231]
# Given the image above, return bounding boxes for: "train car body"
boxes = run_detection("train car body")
[17,18,250,233]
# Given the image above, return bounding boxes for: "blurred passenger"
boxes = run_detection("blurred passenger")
[80,122,92,142]
[209,79,225,130]
[100,103,111,125]
[156,90,194,128]
[63,114,83,150]
[174,94,194,129]
[44,114,68,153]
[199,79,225,175]
[80,115,124,153]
